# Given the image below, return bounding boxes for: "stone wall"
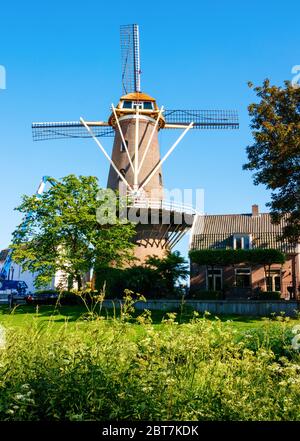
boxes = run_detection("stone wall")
[102,299,299,317]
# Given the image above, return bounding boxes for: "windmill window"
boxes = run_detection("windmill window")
[133,102,143,110]
[123,101,132,109]
[159,173,162,186]
[120,140,128,152]
[120,168,126,177]
[143,102,153,110]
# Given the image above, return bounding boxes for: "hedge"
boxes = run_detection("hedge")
[188,290,223,300]
[189,248,285,266]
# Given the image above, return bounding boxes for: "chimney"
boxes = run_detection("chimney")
[252,204,259,216]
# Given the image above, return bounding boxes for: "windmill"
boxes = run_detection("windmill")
[32,24,239,261]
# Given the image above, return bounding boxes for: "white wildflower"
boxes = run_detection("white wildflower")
[0,325,6,349]
[291,325,300,350]
[292,325,300,335]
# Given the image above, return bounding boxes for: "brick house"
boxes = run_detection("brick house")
[190,205,300,300]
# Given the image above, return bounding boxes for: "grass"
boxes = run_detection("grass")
[0,303,294,333]
[0,297,299,421]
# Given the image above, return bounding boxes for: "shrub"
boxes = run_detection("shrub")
[95,266,182,299]
[95,266,160,298]
[59,291,82,305]
[33,289,57,295]
[189,290,223,300]
[189,248,285,266]
[257,291,282,300]
[95,252,188,299]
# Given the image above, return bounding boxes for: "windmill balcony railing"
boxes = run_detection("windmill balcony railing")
[119,198,198,216]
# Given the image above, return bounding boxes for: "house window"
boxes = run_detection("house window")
[207,269,222,291]
[233,234,251,249]
[120,140,128,152]
[265,270,281,292]
[235,268,251,288]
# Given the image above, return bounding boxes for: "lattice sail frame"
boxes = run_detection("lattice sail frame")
[164,110,239,129]
[32,121,114,141]
[120,24,141,94]
[32,109,239,141]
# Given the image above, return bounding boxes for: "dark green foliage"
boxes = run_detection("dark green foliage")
[95,266,160,298]
[11,175,135,289]
[33,289,57,296]
[189,290,223,300]
[145,251,189,297]
[189,248,285,266]
[256,291,281,300]
[243,80,300,243]
[95,251,189,298]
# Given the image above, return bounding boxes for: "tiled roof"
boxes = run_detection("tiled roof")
[191,213,297,253]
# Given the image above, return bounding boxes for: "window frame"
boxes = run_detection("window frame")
[120,139,129,152]
[159,173,163,186]
[122,100,132,109]
[206,268,223,291]
[121,101,154,110]
[143,101,154,110]
[235,267,252,288]
[132,102,143,110]
[233,234,252,250]
[265,269,281,292]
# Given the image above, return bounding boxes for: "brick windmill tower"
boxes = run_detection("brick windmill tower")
[32,24,238,261]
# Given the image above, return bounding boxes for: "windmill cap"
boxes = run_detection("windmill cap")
[120,92,156,101]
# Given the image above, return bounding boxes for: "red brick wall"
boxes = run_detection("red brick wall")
[190,254,299,299]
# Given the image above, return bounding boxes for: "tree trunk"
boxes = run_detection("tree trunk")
[76,273,82,291]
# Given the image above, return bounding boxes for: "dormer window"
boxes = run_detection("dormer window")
[233,234,251,250]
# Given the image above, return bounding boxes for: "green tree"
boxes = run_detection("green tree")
[145,251,189,296]
[11,175,135,289]
[243,79,300,243]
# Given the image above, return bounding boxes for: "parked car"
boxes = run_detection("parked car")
[25,292,59,305]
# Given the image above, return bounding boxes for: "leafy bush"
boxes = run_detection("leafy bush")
[0,306,299,421]
[257,291,282,300]
[95,266,160,298]
[95,252,188,299]
[189,248,285,266]
[33,289,58,296]
[189,290,223,300]
[59,291,82,305]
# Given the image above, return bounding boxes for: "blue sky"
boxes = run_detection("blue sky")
[0,0,299,258]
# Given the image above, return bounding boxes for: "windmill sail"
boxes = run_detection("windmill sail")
[120,24,141,94]
[164,109,239,129]
[32,121,114,141]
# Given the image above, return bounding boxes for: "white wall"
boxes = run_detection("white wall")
[9,263,54,293]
